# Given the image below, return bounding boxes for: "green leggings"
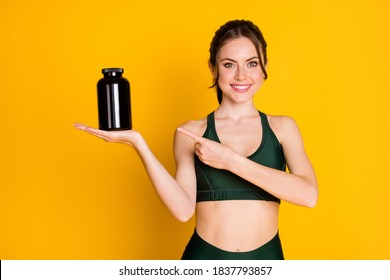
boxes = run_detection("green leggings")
[181,229,284,260]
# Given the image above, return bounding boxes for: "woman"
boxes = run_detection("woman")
[74,19,318,260]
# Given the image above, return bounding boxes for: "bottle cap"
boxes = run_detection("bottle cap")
[102,68,124,74]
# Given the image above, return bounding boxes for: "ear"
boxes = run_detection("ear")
[208,61,217,78]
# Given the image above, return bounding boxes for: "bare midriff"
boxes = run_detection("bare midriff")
[195,200,279,252]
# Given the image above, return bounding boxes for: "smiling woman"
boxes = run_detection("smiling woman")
[74,19,317,260]
[212,37,265,103]
[209,20,268,104]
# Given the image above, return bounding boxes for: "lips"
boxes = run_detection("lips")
[231,84,252,93]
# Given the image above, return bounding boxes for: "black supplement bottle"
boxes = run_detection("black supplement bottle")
[97,68,132,130]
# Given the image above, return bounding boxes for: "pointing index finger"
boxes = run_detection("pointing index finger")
[177,127,205,143]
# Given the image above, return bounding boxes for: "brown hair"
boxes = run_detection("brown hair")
[209,20,268,104]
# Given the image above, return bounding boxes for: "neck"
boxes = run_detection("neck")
[215,100,259,119]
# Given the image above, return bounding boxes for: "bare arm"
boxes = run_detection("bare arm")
[177,116,318,208]
[74,123,197,221]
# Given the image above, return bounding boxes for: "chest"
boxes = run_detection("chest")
[215,117,263,157]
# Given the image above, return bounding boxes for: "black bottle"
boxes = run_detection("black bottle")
[97,68,132,130]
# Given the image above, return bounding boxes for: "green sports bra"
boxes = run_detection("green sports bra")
[195,111,286,203]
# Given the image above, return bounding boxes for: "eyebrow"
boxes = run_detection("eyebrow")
[219,56,260,63]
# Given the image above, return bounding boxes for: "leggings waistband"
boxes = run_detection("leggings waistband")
[181,229,284,260]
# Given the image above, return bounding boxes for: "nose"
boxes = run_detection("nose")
[234,66,246,80]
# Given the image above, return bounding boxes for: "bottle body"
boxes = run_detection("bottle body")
[97,68,132,130]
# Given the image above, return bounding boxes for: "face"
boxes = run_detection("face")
[211,36,265,104]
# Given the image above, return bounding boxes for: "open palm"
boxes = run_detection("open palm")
[74,123,142,147]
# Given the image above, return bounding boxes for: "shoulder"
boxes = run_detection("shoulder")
[174,116,208,152]
[267,114,298,129]
[266,114,301,145]
[177,116,208,137]
[173,116,209,164]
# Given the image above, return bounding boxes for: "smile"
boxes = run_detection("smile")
[231,84,251,92]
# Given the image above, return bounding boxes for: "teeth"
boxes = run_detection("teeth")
[233,85,250,90]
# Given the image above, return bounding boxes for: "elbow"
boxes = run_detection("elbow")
[175,207,195,223]
[304,184,318,208]
[305,196,317,208]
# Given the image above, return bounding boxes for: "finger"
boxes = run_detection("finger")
[84,127,113,140]
[194,142,203,157]
[74,123,112,141]
[194,142,201,152]
[73,123,90,131]
[177,127,204,143]
[74,123,100,135]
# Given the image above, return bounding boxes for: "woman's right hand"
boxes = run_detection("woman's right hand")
[74,122,197,221]
[73,123,142,148]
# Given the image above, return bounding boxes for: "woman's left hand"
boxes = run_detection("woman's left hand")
[177,127,237,170]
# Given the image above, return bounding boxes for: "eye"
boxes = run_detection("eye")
[248,61,258,67]
[223,63,235,68]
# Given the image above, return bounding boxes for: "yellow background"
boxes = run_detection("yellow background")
[1,0,389,259]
